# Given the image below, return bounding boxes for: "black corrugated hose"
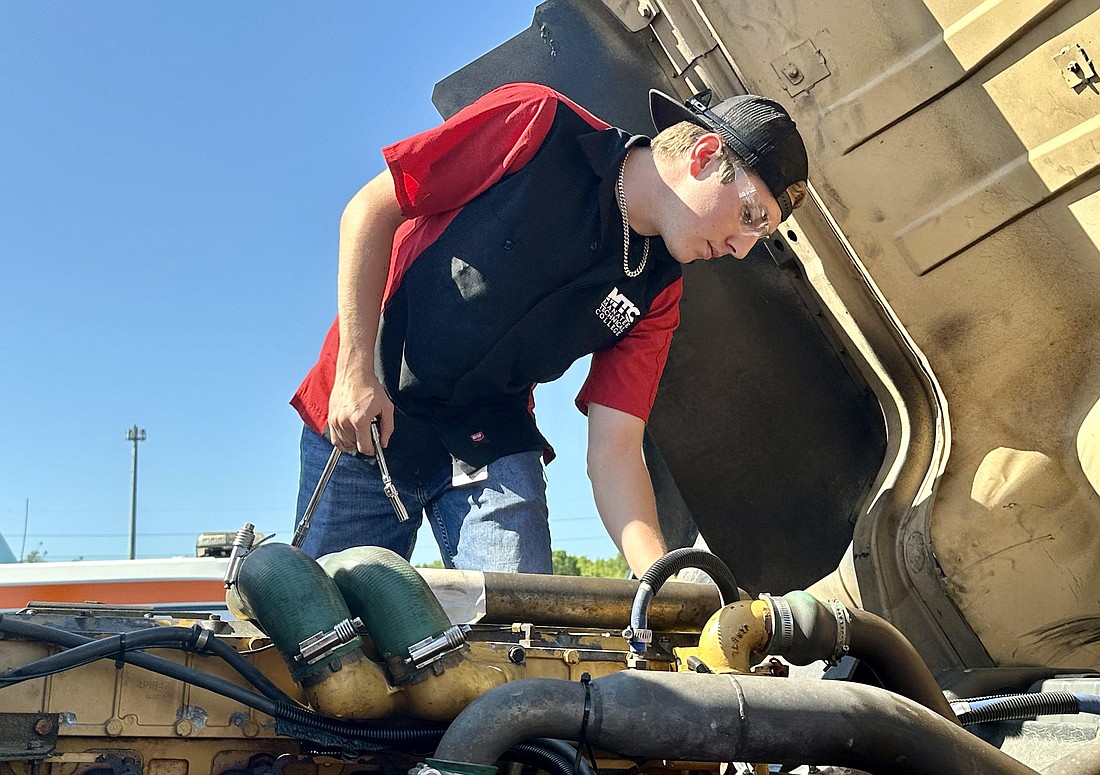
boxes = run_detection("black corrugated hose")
[628,547,739,653]
[953,692,1100,725]
[0,617,294,704]
[0,615,444,751]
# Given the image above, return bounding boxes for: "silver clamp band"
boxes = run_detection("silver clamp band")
[296,617,365,665]
[223,523,256,589]
[826,599,851,665]
[406,624,470,670]
[760,594,794,655]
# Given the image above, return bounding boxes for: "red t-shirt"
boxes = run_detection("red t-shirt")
[292,83,682,439]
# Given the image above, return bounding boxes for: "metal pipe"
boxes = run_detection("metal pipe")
[417,569,721,631]
[432,671,1039,775]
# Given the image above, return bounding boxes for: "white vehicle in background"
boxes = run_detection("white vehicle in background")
[0,532,232,611]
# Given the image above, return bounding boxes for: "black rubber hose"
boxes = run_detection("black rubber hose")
[0,616,442,748]
[628,548,738,652]
[638,547,739,602]
[0,617,294,705]
[502,741,577,775]
[3,625,204,679]
[955,692,1088,725]
[527,738,598,775]
[433,671,1042,775]
[846,608,960,725]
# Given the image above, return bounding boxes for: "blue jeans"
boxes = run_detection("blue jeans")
[294,425,552,573]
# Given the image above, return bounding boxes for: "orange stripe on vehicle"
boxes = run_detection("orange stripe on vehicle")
[0,580,225,609]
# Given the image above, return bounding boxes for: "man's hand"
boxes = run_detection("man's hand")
[327,371,394,457]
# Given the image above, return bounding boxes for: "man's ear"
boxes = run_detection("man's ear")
[688,132,724,178]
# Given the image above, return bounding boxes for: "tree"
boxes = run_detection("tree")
[551,549,579,576]
[23,544,47,563]
[416,551,629,578]
[554,550,629,578]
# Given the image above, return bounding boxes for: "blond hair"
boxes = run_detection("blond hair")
[651,120,808,213]
[651,121,739,184]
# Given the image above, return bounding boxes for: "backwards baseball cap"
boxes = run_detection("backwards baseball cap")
[650,88,808,222]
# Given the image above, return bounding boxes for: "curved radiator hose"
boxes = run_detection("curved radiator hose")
[235,542,399,717]
[319,546,453,671]
[627,547,739,654]
[953,692,1100,725]
[428,671,1040,775]
[320,546,507,720]
[236,542,362,683]
[760,591,959,724]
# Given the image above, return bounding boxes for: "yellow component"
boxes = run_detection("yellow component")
[303,650,402,718]
[402,656,508,720]
[299,647,508,721]
[695,600,772,673]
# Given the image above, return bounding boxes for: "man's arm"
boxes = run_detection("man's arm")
[586,402,668,576]
[327,169,406,456]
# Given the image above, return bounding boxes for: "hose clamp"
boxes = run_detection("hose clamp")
[621,626,653,655]
[406,624,470,670]
[760,594,794,655]
[223,523,256,589]
[296,617,365,665]
[826,599,851,665]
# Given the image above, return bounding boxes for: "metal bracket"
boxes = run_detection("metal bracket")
[0,713,58,762]
[771,39,830,97]
[1054,44,1097,88]
[598,0,658,33]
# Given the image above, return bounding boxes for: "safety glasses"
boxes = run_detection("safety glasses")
[731,163,773,238]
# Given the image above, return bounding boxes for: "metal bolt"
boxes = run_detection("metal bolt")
[242,720,261,738]
[33,717,54,736]
[783,65,804,83]
[175,719,193,737]
[105,718,124,737]
[563,649,581,665]
[507,646,526,664]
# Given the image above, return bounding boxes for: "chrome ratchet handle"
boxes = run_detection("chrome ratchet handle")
[371,419,409,522]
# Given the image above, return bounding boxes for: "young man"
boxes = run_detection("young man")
[292,83,808,575]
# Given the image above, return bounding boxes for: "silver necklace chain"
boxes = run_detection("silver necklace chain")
[617,153,649,278]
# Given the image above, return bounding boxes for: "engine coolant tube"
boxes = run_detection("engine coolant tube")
[320,546,507,720]
[762,591,959,724]
[235,542,398,717]
[627,547,738,654]
[319,546,452,668]
[429,671,1040,775]
[235,542,361,683]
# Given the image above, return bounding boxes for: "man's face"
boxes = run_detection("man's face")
[663,136,783,264]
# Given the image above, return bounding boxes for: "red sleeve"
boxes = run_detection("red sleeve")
[382,83,608,219]
[575,278,683,421]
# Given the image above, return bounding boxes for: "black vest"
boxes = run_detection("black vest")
[378,108,682,471]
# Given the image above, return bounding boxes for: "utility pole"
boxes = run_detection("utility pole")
[125,425,146,560]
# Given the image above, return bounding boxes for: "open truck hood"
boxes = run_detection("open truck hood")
[433,0,1100,676]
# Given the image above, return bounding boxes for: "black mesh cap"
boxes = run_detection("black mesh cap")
[650,88,808,221]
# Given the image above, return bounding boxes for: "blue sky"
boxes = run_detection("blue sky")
[0,3,617,565]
